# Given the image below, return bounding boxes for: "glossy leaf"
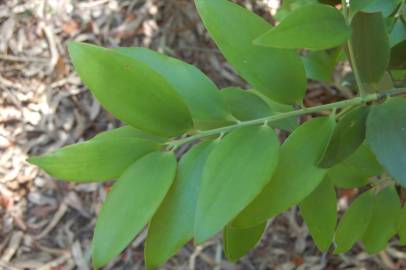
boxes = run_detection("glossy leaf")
[232,117,335,228]
[367,98,406,186]
[145,142,215,269]
[299,178,337,251]
[334,190,374,254]
[195,0,306,104]
[114,47,233,129]
[302,51,335,82]
[68,42,193,137]
[223,222,266,261]
[350,12,390,89]
[91,151,177,269]
[93,126,166,143]
[28,138,158,182]
[195,126,279,243]
[328,144,383,188]
[362,186,401,253]
[399,207,406,245]
[319,106,369,168]
[255,4,351,50]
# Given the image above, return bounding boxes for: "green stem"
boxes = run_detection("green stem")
[341,0,367,97]
[166,88,406,148]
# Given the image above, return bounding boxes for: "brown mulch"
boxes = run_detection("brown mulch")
[1,0,405,269]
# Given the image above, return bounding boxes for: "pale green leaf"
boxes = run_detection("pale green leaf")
[195,126,279,243]
[145,142,215,269]
[299,177,337,251]
[255,4,351,50]
[302,51,336,82]
[232,117,335,228]
[68,42,193,137]
[194,0,306,104]
[223,222,266,261]
[91,151,177,269]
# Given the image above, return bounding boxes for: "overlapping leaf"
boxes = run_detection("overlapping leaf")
[68,42,193,137]
[92,151,177,269]
[195,126,279,243]
[232,117,335,228]
[194,0,306,104]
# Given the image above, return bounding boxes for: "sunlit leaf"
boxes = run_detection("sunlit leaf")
[91,151,177,269]
[93,126,166,143]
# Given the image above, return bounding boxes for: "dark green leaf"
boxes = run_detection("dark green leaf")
[93,126,166,143]
[302,51,336,82]
[114,47,233,129]
[389,41,406,69]
[362,185,401,253]
[232,117,335,228]
[223,222,266,261]
[195,126,279,243]
[350,0,400,18]
[68,42,193,137]
[145,142,215,269]
[334,190,374,254]
[255,4,351,50]
[195,0,306,104]
[350,12,390,89]
[367,98,406,186]
[299,177,336,251]
[28,138,158,182]
[328,143,383,188]
[319,106,369,168]
[91,151,177,269]
[398,207,406,245]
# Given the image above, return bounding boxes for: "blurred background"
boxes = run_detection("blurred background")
[0,0,405,269]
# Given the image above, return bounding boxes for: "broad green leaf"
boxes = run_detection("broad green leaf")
[389,41,406,69]
[365,71,394,93]
[350,12,390,89]
[350,0,401,18]
[302,51,336,82]
[232,117,335,228]
[114,47,233,129]
[334,190,374,254]
[91,151,177,269]
[93,126,166,143]
[195,126,279,243]
[254,4,351,50]
[319,106,369,168]
[362,185,401,253]
[399,207,406,245]
[367,98,406,186]
[145,142,215,269]
[223,222,266,261]
[68,42,193,137]
[389,19,406,47]
[328,143,383,188]
[275,0,318,21]
[195,0,306,104]
[299,178,337,251]
[221,87,297,131]
[28,138,158,182]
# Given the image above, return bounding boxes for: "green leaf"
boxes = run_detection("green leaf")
[93,126,166,143]
[389,41,406,69]
[68,42,193,137]
[195,0,306,104]
[145,141,215,269]
[350,12,390,89]
[389,19,406,47]
[362,185,401,254]
[28,138,158,182]
[195,126,279,243]
[350,0,401,18]
[302,51,336,82]
[91,151,177,269]
[299,177,337,251]
[319,106,369,168]
[398,207,406,245]
[275,0,318,21]
[232,117,335,228]
[254,4,351,50]
[223,222,266,261]
[114,47,233,129]
[334,190,374,254]
[367,98,406,186]
[328,143,383,188]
